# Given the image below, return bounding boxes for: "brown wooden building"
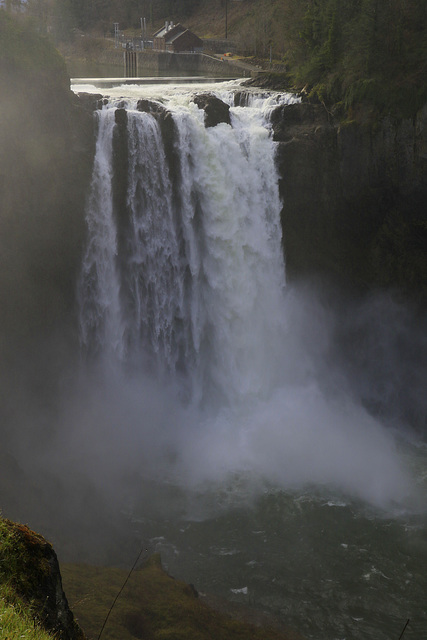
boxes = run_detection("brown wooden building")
[153,22,203,53]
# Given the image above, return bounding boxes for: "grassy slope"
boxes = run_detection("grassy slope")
[0,590,54,640]
[61,555,302,640]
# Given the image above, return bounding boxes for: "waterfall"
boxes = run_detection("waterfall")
[75,82,413,508]
[79,89,288,407]
[79,109,125,359]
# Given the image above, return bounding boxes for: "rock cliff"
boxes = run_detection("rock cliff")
[194,93,231,127]
[271,101,427,302]
[0,12,94,447]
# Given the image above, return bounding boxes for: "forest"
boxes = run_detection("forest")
[3,0,427,115]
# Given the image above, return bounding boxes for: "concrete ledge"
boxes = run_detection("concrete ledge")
[71,76,241,86]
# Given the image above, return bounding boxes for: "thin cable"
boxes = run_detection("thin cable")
[398,619,410,640]
[98,545,147,640]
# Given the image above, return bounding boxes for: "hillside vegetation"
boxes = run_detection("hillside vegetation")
[9,0,427,116]
[0,588,54,640]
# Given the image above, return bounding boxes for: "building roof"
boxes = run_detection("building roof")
[167,29,192,43]
[153,23,186,41]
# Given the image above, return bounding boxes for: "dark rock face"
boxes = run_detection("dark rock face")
[0,23,95,447]
[270,103,331,141]
[112,108,130,299]
[76,92,104,111]
[193,93,231,128]
[272,101,427,302]
[234,91,264,107]
[136,97,167,117]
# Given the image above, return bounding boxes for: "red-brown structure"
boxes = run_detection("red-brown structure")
[153,22,203,53]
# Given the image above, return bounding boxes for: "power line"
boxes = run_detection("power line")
[98,544,147,640]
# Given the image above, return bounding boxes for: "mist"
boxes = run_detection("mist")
[16,285,422,522]
[115,288,419,501]
[1,257,426,564]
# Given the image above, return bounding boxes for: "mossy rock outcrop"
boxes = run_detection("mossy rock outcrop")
[0,518,85,640]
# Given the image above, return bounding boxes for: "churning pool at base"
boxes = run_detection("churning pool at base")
[129,465,427,640]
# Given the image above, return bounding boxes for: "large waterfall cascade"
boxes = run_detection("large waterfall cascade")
[79,83,298,407]
[76,81,418,506]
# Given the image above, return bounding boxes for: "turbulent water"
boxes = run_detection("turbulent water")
[78,81,294,403]
[73,80,427,640]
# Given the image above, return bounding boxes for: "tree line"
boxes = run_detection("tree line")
[3,0,426,115]
[3,0,204,38]
[291,0,427,115]
[235,0,426,116]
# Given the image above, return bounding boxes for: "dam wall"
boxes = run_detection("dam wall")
[91,48,254,78]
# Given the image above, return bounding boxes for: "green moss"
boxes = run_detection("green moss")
[0,519,51,603]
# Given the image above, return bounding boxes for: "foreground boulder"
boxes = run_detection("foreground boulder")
[194,93,231,127]
[0,519,85,640]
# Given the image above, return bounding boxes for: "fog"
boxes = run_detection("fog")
[65,287,422,509]
[11,288,424,507]
[1,264,426,563]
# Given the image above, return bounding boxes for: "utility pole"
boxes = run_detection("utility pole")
[114,23,119,48]
[140,17,147,48]
[225,0,228,39]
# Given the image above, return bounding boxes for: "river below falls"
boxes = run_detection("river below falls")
[127,462,427,640]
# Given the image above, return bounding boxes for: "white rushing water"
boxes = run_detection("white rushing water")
[76,80,420,508]
[79,109,124,358]
[79,82,291,404]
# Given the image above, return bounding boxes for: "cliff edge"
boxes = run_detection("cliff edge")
[270,101,427,302]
